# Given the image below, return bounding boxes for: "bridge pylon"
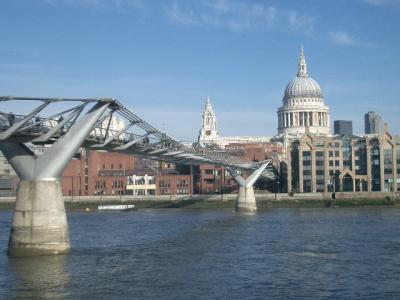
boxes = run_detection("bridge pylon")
[227,162,269,212]
[0,102,110,256]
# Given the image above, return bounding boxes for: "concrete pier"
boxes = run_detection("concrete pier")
[8,180,70,256]
[236,186,258,212]
[0,101,111,256]
[228,162,270,212]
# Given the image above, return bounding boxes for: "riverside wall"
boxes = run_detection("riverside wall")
[0,191,400,204]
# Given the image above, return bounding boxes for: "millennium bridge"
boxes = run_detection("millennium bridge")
[0,96,277,256]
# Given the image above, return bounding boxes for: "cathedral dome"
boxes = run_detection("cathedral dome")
[284,76,322,99]
[277,47,331,136]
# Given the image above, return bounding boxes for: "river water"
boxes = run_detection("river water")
[1,207,400,299]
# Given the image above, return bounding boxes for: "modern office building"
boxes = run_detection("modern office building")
[365,111,383,134]
[287,129,400,193]
[334,120,353,136]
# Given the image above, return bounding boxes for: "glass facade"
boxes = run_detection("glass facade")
[370,139,381,191]
[290,141,300,192]
[315,151,324,192]
[302,150,312,192]
[383,148,393,191]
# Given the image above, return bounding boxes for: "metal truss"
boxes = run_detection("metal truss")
[0,96,276,180]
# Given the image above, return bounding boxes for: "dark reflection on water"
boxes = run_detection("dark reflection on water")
[1,208,400,299]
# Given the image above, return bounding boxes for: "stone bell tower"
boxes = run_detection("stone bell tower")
[198,97,219,144]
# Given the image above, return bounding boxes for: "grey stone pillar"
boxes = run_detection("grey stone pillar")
[227,162,269,212]
[9,180,69,256]
[0,102,110,256]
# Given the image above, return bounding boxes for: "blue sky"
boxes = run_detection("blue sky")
[0,0,399,140]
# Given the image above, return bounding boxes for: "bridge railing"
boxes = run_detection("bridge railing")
[0,96,277,180]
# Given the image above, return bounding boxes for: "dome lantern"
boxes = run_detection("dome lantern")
[297,46,308,77]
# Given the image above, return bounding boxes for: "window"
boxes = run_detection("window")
[384,169,393,174]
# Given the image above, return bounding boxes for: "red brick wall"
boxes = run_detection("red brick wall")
[62,158,83,196]
[61,149,135,196]
[156,174,192,195]
[198,165,236,194]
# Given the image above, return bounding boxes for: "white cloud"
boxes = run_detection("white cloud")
[328,31,373,47]
[287,11,316,35]
[167,2,198,26]
[166,0,314,35]
[42,0,144,10]
[362,0,400,5]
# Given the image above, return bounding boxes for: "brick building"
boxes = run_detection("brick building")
[62,150,194,196]
[197,165,236,194]
[62,149,135,196]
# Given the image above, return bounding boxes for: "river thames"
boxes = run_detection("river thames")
[1,207,400,299]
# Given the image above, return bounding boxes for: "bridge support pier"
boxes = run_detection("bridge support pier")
[228,162,269,212]
[0,102,110,256]
[9,180,70,256]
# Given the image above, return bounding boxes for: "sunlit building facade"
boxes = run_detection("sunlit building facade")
[287,129,400,193]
